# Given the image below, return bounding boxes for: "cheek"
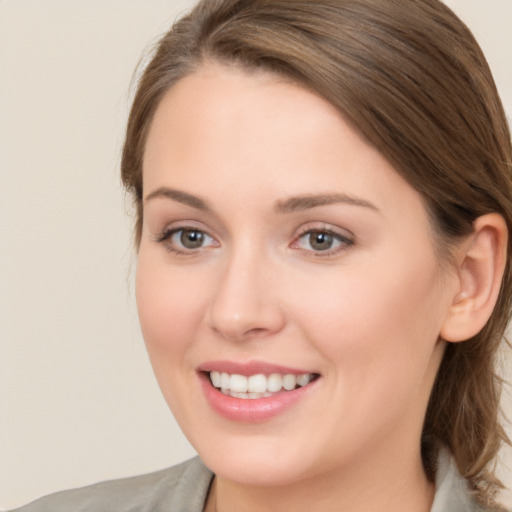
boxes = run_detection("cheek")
[288,258,447,444]
[135,251,206,366]
[288,250,446,383]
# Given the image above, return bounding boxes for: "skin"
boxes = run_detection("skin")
[136,64,463,512]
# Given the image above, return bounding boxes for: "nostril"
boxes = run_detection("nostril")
[245,327,267,337]
[211,324,270,341]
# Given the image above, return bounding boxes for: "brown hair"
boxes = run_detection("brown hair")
[121,0,512,507]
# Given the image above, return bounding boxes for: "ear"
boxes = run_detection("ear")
[440,213,508,343]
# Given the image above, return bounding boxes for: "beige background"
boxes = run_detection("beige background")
[1,0,511,509]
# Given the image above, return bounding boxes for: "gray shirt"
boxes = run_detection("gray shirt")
[10,450,484,512]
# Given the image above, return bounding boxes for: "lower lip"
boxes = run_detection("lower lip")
[199,372,318,423]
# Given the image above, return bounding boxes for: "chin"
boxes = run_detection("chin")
[206,452,310,487]
[189,429,330,487]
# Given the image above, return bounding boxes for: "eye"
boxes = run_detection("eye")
[293,228,353,255]
[157,227,217,254]
[175,229,209,249]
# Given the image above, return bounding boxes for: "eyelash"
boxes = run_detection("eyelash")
[154,225,354,257]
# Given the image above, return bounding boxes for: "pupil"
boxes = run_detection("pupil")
[310,231,333,251]
[181,230,204,248]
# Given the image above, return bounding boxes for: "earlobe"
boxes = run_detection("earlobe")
[440,213,508,343]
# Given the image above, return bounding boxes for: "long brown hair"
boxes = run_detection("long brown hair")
[121,0,512,507]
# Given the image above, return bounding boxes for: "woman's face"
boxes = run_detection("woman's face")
[137,64,458,486]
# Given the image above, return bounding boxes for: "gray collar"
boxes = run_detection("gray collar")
[430,448,481,512]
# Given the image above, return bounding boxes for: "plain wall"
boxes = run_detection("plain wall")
[1,0,511,509]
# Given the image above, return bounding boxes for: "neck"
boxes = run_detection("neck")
[207,444,434,512]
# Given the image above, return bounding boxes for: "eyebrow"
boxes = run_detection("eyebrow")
[144,187,211,211]
[275,193,378,213]
[144,187,378,214]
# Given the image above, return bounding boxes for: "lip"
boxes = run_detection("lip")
[197,360,314,376]
[197,360,320,423]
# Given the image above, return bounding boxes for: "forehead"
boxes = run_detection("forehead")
[143,64,349,174]
[142,64,427,224]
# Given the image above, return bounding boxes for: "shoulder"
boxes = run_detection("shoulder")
[9,457,213,512]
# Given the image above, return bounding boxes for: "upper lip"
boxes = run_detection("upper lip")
[197,360,317,376]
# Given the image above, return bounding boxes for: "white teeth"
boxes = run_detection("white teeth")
[283,374,296,391]
[210,371,221,388]
[230,391,274,399]
[248,374,267,393]
[230,391,249,399]
[267,373,283,392]
[220,372,230,389]
[209,371,315,397]
[297,373,311,387]
[229,374,248,393]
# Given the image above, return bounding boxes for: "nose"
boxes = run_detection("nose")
[207,247,285,341]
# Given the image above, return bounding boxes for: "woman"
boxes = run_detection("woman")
[12,0,512,511]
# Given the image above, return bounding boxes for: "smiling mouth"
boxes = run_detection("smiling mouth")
[207,371,320,399]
